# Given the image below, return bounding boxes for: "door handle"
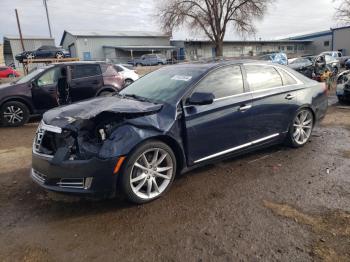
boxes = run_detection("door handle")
[239,104,252,112]
[285,94,295,100]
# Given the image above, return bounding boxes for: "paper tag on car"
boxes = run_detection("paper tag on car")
[171,75,192,81]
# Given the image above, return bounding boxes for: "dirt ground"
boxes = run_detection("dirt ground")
[0,97,350,262]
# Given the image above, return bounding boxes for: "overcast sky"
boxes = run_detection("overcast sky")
[0,0,340,44]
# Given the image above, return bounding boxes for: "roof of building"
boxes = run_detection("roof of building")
[331,25,350,31]
[60,30,170,45]
[286,30,332,40]
[103,45,175,51]
[171,39,312,44]
[3,35,55,41]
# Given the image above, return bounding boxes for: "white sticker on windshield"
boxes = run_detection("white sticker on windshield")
[171,75,192,81]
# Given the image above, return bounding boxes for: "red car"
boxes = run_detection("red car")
[0,66,20,78]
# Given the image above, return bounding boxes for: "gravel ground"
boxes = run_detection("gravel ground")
[0,99,349,262]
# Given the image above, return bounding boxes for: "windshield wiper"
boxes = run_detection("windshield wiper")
[121,93,155,103]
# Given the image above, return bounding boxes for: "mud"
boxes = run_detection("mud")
[0,99,349,261]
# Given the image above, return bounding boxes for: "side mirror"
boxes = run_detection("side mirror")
[187,92,214,106]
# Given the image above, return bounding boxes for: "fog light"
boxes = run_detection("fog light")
[84,177,93,189]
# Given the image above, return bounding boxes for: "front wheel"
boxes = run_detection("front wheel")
[120,141,176,204]
[286,108,314,148]
[55,52,64,59]
[124,79,133,87]
[0,101,30,127]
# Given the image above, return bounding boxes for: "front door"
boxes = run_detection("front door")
[184,65,253,165]
[70,64,103,102]
[31,66,61,110]
[244,64,301,141]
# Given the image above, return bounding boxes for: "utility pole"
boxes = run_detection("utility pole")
[43,0,52,38]
[15,9,25,52]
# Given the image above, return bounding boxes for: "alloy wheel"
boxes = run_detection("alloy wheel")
[3,105,24,124]
[56,52,64,59]
[130,148,174,200]
[293,110,313,145]
[26,53,35,59]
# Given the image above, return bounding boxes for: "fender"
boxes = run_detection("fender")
[0,95,35,114]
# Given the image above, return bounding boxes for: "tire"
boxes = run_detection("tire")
[333,66,339,76]
[120,140,177,204]
[25,52,35,59]
[124,79,133,87]
[286,108,314,148]
[7,74,16,78]
[0,101,30,127]
[55,52,64,59]
[338,96,346,104]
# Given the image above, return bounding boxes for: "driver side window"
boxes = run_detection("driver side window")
[37,67,61,87]
[194,66,244,99]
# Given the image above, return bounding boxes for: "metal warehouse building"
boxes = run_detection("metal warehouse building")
[3,36,55,68]
[60,31,175,63]
[288,30,333,55]
[171,39,313,60]
[332,25,350,55]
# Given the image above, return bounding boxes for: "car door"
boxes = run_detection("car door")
[69,64,103,102]
[244,64,301,142]
[31,66,60,110]
[184,65,254,165]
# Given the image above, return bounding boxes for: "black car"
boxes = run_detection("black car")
[31,61,328,204]
[336,70,350,103]
[0,62,124,127]
[288,57,314,78]
[15,46,71,62]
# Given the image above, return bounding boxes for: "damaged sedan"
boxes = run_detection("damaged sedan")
[31,61,328,204]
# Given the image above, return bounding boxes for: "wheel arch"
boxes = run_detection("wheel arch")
[0,97,34,114]
[96,86,117,96]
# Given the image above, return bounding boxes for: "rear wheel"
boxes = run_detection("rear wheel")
[121,141,176,204]
[7,74,16,78]
[55,52,64,59]
[98,91,113,96]
[124,79,133,87]
[286,108,314,148]
[0,101,30,127]
[25,52,35,59]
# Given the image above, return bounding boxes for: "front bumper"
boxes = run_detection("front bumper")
[31,153,119,197]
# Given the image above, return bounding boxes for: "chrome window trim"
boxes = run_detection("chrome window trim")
[194,133,280,163]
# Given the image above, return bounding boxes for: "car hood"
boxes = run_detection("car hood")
[43,96,163,127]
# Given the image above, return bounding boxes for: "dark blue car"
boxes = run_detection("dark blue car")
[15,45,70,62]
[31,61,328,204]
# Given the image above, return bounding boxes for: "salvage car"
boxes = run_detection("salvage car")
[336,70,350,103]
[31,61,328,204]
[288,57,314,78]
[0,62,124,127]
[128,54,167,67]
[114,64,140,86]
[0,66,20,78]
[15,45,70,62]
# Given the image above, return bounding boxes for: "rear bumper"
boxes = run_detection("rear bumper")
[31,153,120,197]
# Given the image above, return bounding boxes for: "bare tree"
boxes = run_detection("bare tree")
[335,0,350,22]
[158,0,274,57]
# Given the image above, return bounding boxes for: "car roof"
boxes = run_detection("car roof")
[51,61,110,66]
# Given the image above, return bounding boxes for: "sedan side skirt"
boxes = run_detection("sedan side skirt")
[194,133,280,163]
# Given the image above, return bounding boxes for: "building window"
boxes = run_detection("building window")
[287,46,294,51]
[324,41,330,47]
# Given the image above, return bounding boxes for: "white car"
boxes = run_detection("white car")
[115,64,140,86]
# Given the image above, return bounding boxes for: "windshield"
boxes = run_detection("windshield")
[119,67,206,103]
[13,67,51,84]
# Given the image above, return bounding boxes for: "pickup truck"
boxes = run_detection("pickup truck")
[320,51,350,67]
[128,54,167,66]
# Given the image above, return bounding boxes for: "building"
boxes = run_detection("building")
[3,36,55,68]
[60,31,175,63]
[0,44,4,65]
[171,39,313,61]
[287,30,333,55]
[331,25,350,55]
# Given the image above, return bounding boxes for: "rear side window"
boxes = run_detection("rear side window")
[277,68,297,86]
[245,65,282,91]
[73,64,101,79]
[0,67,7,71]
[194,66,244,99]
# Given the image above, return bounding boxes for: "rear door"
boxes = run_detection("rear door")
[70,64,103,102]
[31,66,61,110]
[244,64,301,141]
[184,65,253,164]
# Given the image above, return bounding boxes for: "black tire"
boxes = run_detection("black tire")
[25,52,35,59]
[286,108,314,148]
[0,101,30,127]
[120,140,177,204]
[7,74,16,78]
[55,52,64,59]
[333,66,339,76]
[338,96,346,104]
[124,79,133,87]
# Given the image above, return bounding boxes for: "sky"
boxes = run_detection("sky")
[0,0,341,44]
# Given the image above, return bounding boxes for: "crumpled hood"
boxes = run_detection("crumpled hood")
[43,96,163,127]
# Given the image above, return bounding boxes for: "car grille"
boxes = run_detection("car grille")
[33,121,62,158]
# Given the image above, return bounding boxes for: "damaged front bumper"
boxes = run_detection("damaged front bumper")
[31,121,121,197]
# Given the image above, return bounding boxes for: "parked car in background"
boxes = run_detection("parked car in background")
[320,51,350,67]
[128,54,167,66]
[15,46,71,62]
[114,64,140,86]
[31,61,328,204]
[345,59,350,70]
[336,70,350,103]
[288,57,314,78]
[0,66,20,78]
[0,62,124,127]
[258,52,288,65]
